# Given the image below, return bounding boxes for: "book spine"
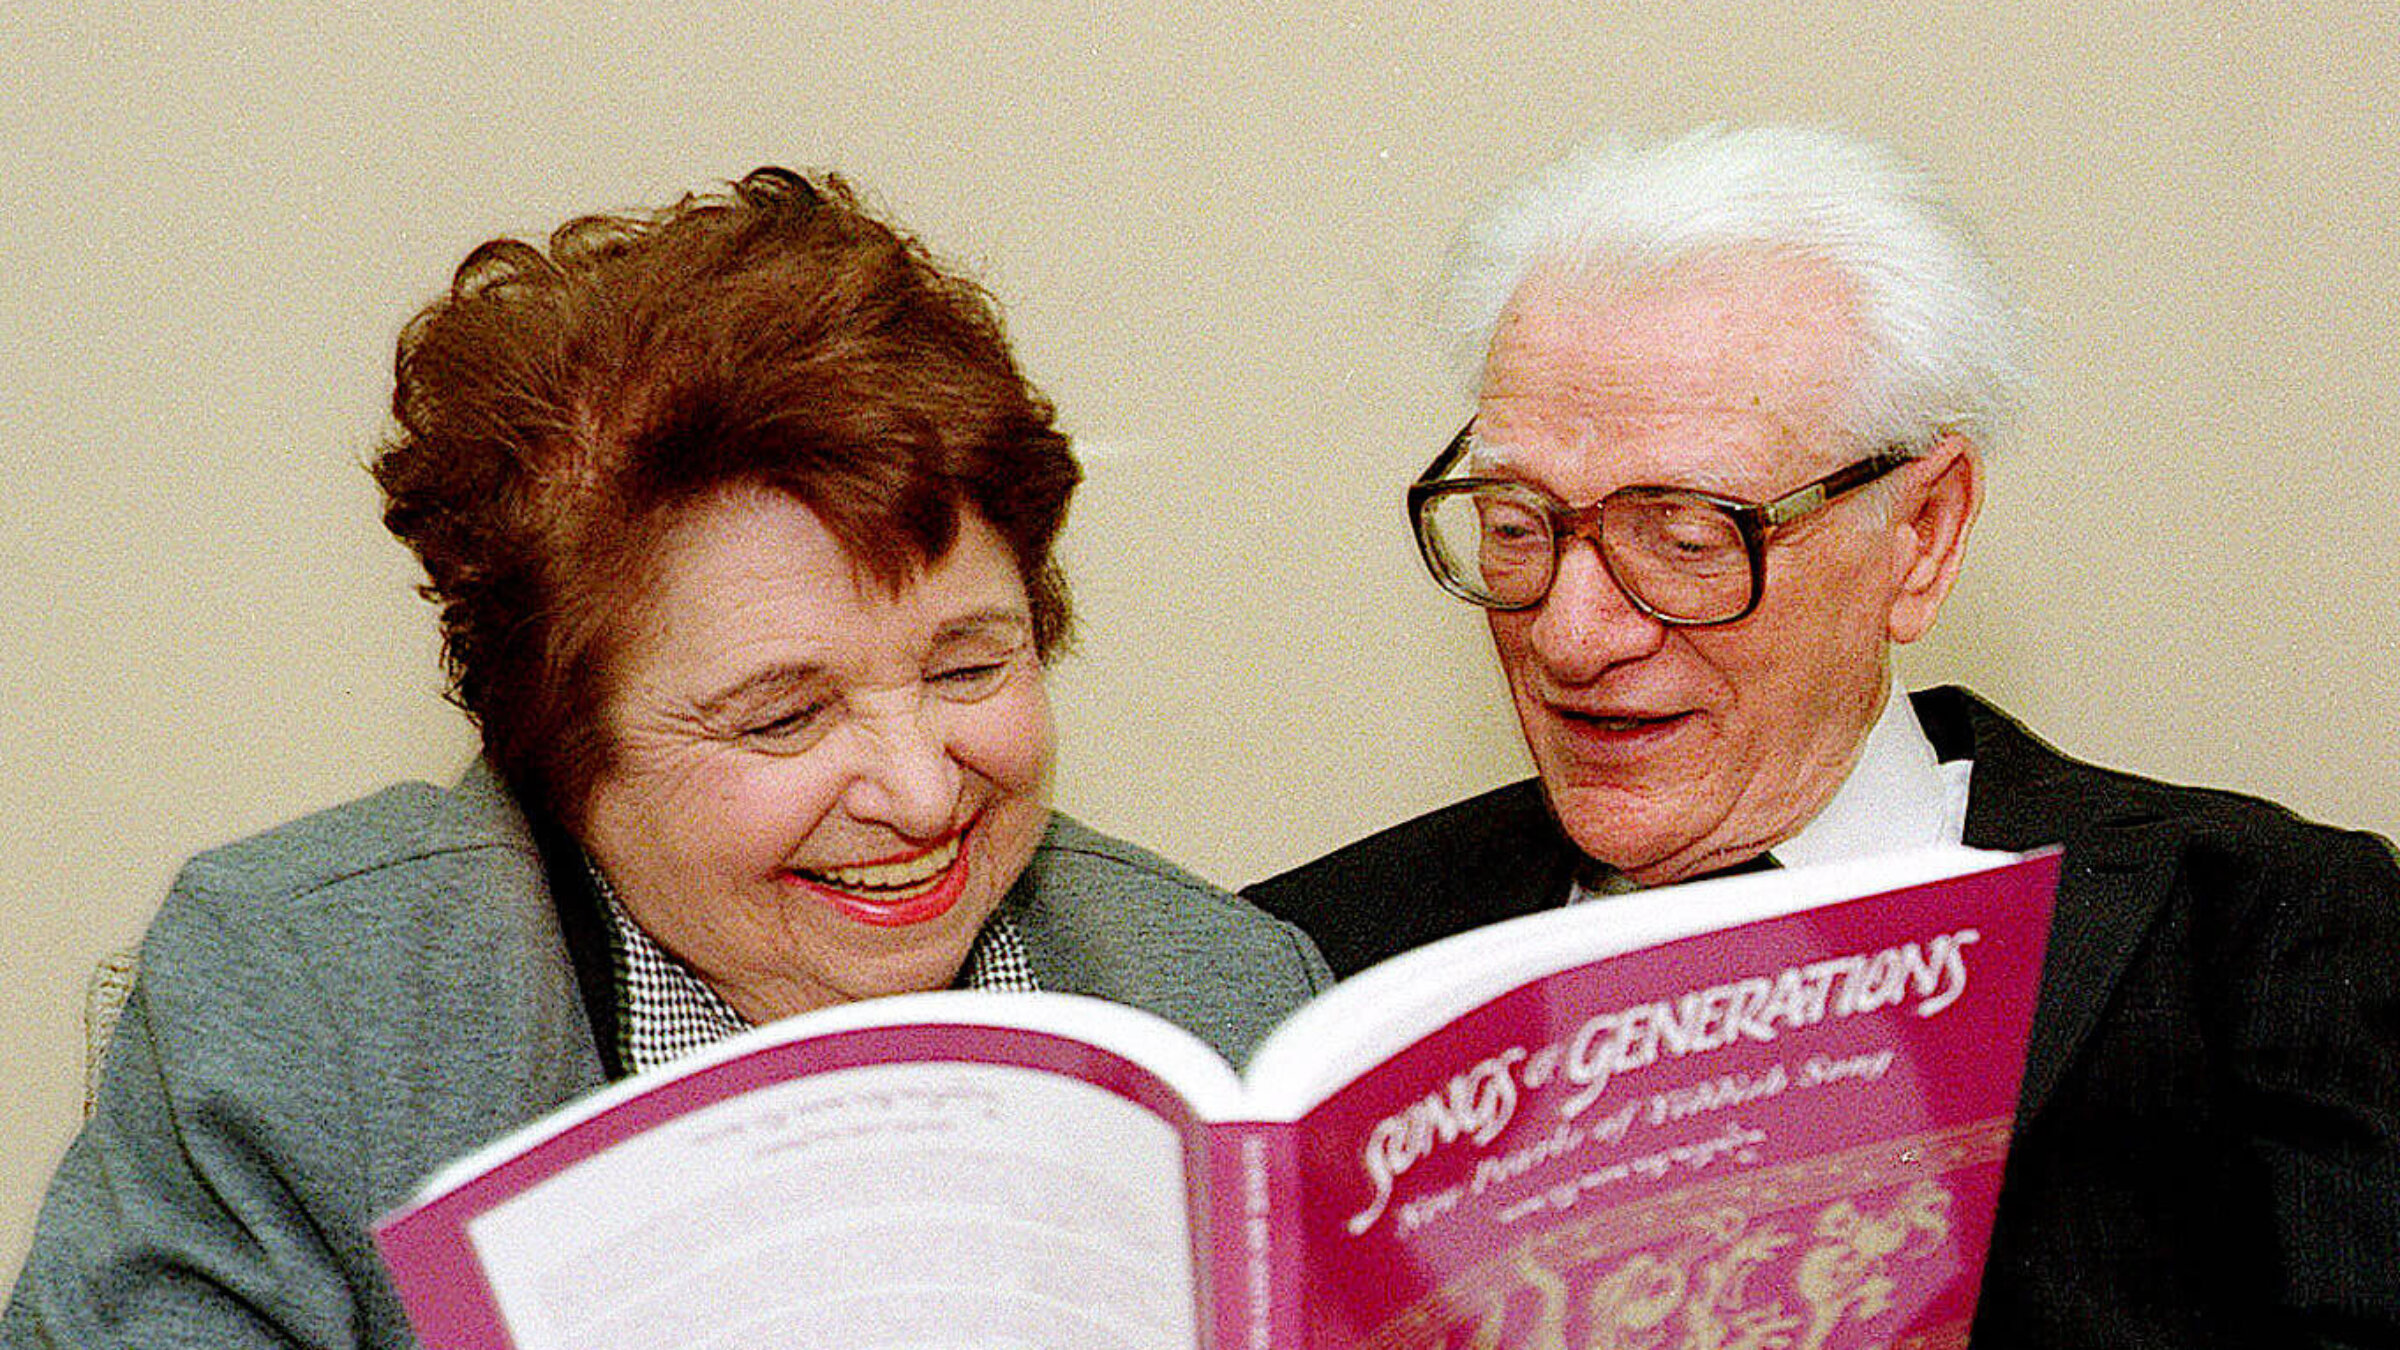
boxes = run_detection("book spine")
[1202,1119,1304,1350]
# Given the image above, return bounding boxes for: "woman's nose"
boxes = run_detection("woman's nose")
[839,701,962,838]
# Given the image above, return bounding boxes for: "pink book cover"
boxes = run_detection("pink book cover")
[1273,850,2059,1350]
[375,850,2055,1349]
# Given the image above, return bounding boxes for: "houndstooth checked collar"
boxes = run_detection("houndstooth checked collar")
[586,853,1038,1075]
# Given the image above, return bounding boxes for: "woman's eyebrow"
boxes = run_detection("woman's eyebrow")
[693,662,830,719]
[931,607,1034,645]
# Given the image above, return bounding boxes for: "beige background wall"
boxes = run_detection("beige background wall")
[4,1,2393,1293]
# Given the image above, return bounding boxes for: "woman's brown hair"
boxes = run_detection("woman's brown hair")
[372,169,1079,825]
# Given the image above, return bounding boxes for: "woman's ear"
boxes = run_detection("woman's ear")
[1885,433,1984,645]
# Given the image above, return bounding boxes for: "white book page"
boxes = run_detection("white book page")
[1241,844,2020,1119]
[409,990,1248,1204]
[467,1060,1196,1350]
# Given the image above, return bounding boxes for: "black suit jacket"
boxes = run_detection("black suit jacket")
[1246,685,2400,1349]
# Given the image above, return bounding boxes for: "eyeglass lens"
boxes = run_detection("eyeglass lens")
[1419,485,1755,622]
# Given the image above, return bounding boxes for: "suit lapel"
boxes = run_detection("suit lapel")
[1479,780,1586,911]
[1919,688,2183,1122]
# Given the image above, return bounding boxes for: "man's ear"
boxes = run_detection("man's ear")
[1885,433,1983,644]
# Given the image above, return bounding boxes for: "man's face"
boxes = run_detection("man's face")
[1476,255,1951,884]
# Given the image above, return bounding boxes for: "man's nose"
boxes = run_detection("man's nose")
[840,701,962,838]
[1522,537,1669,680]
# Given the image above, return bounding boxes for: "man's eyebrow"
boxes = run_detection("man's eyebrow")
[1468,433,1762,499]
[1465,438,1511,473]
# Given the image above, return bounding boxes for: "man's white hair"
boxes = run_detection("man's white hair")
[1442,124,2034,455]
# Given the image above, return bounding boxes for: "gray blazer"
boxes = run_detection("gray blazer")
[3,765,1330,1349]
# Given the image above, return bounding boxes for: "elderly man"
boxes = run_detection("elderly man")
[1247,125,2399,1348]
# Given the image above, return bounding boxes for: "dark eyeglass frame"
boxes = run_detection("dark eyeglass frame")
[1407,421,1916,625]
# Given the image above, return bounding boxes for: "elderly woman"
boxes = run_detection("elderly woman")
[3,169,1328,1348]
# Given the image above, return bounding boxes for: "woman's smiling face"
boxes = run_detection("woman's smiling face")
[579,484,1054,1022]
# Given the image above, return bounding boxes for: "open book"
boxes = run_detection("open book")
[375,845,2058,1350]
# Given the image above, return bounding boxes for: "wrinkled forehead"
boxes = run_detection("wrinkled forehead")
[1472,255,1864,495]
[1465,408,1824,500]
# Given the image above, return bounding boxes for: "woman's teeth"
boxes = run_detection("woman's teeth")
[802,834,963,894]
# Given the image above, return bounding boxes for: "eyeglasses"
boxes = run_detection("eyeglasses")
[1408,422,1913,625]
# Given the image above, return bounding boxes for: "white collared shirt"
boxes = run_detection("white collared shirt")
[1772,679,1973,869]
